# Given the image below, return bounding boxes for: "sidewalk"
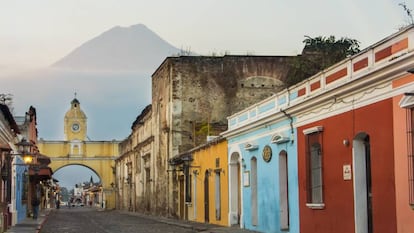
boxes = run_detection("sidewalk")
[118,210,258,233]
[6,209,50,233]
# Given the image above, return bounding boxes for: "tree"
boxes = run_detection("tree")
[0,94,13,104]
[399,2,414,27]
[286,35,360,87]
[0,94,14,113]
[59,187,70,202]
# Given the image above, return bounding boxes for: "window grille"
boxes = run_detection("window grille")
[184,166,191,203]
[407,109,414,205]
[306,132,323,204]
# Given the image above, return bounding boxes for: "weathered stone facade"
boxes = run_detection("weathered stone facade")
[117,55,294,218]
[116,105,153,213]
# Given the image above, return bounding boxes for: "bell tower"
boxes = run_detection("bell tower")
[64,95,87,142]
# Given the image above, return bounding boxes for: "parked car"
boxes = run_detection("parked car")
[70,198,84,207]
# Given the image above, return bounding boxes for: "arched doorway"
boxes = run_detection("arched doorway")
[229,152,241,225]
[353,133,372,233]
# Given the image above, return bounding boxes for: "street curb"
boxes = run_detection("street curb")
[115,210,210,232]
[36,209,51,233]
[157,218,208,231]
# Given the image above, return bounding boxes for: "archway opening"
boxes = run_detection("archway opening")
[52,164,101,207]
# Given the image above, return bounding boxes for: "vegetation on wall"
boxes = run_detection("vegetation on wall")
[286,35,360,87]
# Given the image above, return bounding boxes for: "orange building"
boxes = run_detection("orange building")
[392,71,414,233]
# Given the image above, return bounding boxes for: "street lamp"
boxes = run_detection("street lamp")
[1,139,35,181]
[15,139,35,165]
[12,138,37,218]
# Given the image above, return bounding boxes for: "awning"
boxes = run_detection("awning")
[0,143,11,151]
[37,153,51,165]
[29,167,53,178]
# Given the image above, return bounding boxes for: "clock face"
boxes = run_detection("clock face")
[71,123,80,132]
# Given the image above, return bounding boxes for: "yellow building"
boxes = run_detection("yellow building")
[170,137,229,226]
[37,98,119,209]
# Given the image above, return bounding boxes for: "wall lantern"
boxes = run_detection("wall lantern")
[15,138,36,165]
[241,158,247,169]
[343,139,350,147]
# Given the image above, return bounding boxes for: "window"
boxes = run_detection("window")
[400,93,414,206]
[215,171,221,220]
[279,150,289,230]
[303,126,324,209]
[135,153,140,174]
[251,157,258,225]
[407,108,414,205]
[184,166,191,203]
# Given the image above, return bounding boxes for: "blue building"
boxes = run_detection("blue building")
[14,155,28,223]
[223,95,299,233]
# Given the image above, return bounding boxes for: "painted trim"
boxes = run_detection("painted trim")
[399,93,414,108]
[303,126,324,135]
[244,143,258,151]
[270,133,290,144]
[305,203,325,209]
[224,27,414,133]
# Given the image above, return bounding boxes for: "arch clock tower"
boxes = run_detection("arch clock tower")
[37,95,120,209]
[64,97,87,142]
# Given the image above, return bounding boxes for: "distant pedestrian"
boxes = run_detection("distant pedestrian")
[56,198,60,209]
[31,197,40,219]
[56,192,61,209]
[32,183,41,219]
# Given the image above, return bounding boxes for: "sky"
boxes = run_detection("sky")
[0,0,410,71]
[52,165,100,190]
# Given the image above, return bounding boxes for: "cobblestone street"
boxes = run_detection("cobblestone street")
[40,207,194,233]
[38,207,255,233]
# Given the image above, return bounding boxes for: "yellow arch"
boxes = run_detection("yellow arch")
[38,140,119,209]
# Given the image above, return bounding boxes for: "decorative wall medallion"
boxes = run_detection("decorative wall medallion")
[262,145,272,163]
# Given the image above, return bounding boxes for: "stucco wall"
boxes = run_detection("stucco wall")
[188,139,229,226]
[298,99,397,233]
[228,119,299,233]
[392,73,414,233]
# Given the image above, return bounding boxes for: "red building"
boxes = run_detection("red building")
[293,25,414,233]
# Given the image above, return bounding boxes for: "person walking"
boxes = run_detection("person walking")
[31,184,41,219]
[56,192,61,209]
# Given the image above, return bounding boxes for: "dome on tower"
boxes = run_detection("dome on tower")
[65,98,87,119]
[71,98,80,105]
